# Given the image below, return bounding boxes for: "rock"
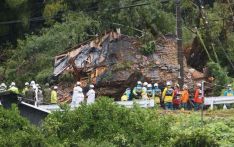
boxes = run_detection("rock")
[188,68,195,73]
[161,66,168,70]
[136,55,141,59]
[171,69,177,73]
[155,61,161,65]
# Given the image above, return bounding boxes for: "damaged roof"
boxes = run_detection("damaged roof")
[53,31,122,76]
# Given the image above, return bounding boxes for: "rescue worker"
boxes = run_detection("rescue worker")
[0,83,7,105]
[180,85,189,110]
[43,83,51,104]
[224,84,234,96]
[8,82,19,94]
[25,84,35,104]
[193,83,203,111]
[173,83,181,110]
[133,81,143,99]
[223,84,234,109]
[153,83,161,105]
[51,86,58,104]
[142,82,148,99]
[86,84,96,104]
[146,84,154,99]
[162,81,174,110]
[121,88,131,101]
[30,80,38,102]
[22,82,29,95]
[30,81,36,89]
[37,85,43,105]
[0,83,7,93]
[71,82,84,107]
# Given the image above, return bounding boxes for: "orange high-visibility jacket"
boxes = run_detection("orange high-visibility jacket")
[194,88,203,104]
[180,90,189,103]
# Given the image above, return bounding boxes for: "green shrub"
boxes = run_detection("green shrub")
[42,97,172,146]
[140,41,156,56]
[0,105,46,146]
[35,68,53,83]
[173,129,219,147]
[207,62,229,96]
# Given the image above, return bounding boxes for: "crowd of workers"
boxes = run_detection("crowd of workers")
[0,80,233,110]
[121,81,234,110]
[0,81,96,107]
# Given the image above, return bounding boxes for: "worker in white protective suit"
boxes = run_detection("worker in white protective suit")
[71,82,84,107]
[86,84,96,104]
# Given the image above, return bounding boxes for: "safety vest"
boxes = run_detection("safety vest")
[8,86,19,94]
[163,87,174,102]
[227,93,233,96]
[22,87,29,95]
[194,88,203,103]
[51,90,57,104]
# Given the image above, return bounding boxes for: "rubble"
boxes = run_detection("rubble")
[53,31,208,100]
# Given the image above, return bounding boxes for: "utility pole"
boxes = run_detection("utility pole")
[176,0,184,88]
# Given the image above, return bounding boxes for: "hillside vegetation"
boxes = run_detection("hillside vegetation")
[1,98,234,146]
[0,0,233,95]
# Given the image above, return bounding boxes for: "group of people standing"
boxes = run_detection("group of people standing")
[0,81,58,105]
[121,81,205,110]
[1,80,233,110]
[0,81,96,107]
[71,82,96,107]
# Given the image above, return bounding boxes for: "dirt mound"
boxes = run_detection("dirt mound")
[54,32,206,100]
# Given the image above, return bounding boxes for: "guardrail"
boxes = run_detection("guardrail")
[204,96,234,109]
[116,99,155,108]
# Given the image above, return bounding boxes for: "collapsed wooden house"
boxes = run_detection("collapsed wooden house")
[53,31,123,87]
[53,31,209,99]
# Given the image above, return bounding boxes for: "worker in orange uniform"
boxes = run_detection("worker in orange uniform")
[193,83,203,111]
[180,85,189,110]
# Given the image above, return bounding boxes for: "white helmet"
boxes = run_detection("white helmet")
[227,84,231,87]
[143,82,148,86]
[166,81,171,86]
[30,81,35,86]
[175,83,180,87]
[11,82,16,86]
[25,82,29,86]
[90,84,94,88]
[137,81,142,85]
[147,84,152,88]
[76,81,81,86]
[0,83,7,88]
[197,83,201,87]
[54,86,58,89]
[154,83,158,87]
